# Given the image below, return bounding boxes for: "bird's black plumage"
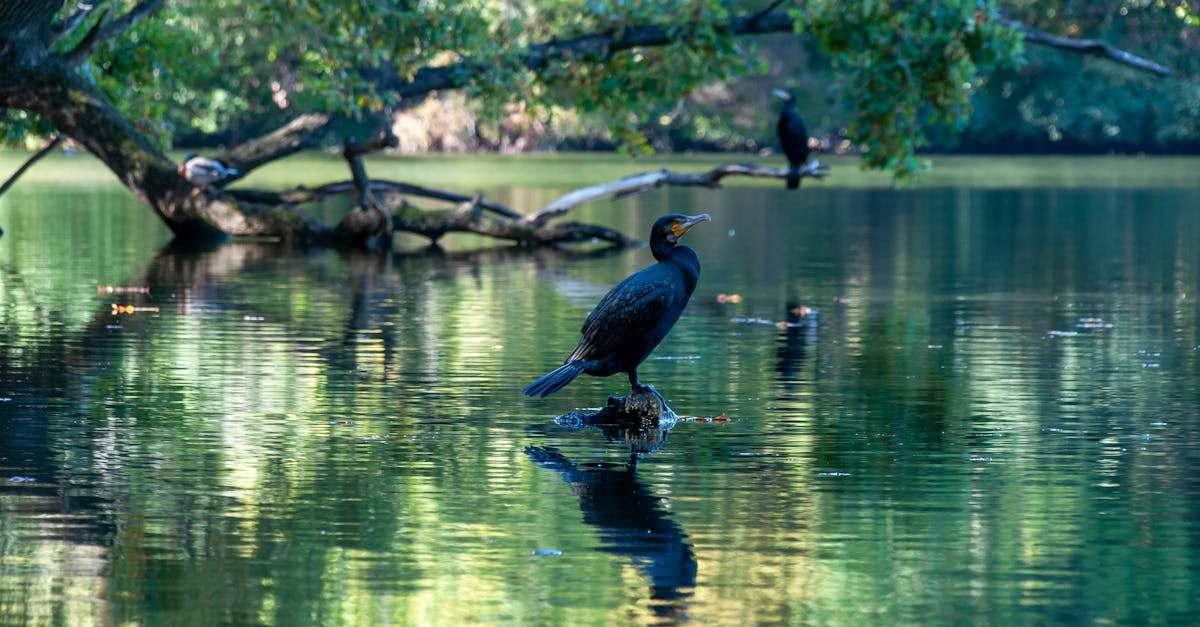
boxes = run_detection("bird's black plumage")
[774,89,810,190]
[523,213,711,398]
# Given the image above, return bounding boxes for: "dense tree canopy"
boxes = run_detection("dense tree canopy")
[0,0,1189,245]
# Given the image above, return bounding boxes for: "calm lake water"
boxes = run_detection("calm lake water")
[1,154,1199,625]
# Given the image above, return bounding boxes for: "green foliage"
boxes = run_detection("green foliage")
[949,1,1200,153]
[6,0,1195,178]
[803,0,1023,179]
[0,110,57,147]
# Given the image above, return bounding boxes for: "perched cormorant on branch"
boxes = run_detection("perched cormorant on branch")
[523,213,711,398]
[773,88,810,190]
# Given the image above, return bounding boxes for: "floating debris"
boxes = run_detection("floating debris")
[730,316,776,326]
[111,304,160,315]
[1077,317,1113,329]
[680,415,731,424]
[817,472,851,477]
[7,476,36,483]
[790,305,816,317]
[732,316,812,329]
[330,419,354,426]
[1136,350,1161,368]
[531,549,563,557]
[98,285,149,294]
[243,316,265,321]
[928,344,943,349]
[717,293,743,304]
[1045,330,1079,338]
[968,456,993,463]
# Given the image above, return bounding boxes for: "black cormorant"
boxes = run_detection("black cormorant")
[522,213,711,398]
[773,88,810,189]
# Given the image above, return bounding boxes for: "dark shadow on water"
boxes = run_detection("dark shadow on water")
[776,303,817,386]
[526,444,697,623]
[528,390,696,622]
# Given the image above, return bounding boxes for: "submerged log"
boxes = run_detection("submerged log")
[555,387,680,453]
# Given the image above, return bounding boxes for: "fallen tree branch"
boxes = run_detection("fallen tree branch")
[211,113,336,185]
[219,124,636,248]
[229,158,825,243]
[343,129,398,209]
[1008,20,1173,77]
[332,129,398,247]
[524,159,829,226]
[0,134,62,198]
[388,199,637,248]
[225,179,521,219]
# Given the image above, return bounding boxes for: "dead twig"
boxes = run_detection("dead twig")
[524,159,829,226]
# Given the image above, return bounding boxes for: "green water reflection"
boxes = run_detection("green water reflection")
[1,157,1199,625]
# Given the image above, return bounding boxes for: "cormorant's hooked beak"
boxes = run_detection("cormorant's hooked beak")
[672,213,711,238]
[772,88,792,101]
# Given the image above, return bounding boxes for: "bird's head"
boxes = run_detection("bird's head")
[183,152,198,162]
[653,213,711,247]
[772,88,794,103]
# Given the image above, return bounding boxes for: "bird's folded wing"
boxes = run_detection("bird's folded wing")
[571,280,673,361]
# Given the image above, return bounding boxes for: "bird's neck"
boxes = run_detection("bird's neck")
[650,240,678,262]
[654,244,700,276]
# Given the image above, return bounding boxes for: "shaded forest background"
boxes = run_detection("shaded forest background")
[43,1,1197,158]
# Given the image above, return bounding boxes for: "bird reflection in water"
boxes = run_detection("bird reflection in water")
[776,302,818,383]
[526,443,697,621]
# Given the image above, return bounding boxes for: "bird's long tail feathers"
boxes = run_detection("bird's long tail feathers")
[522,361,587,398]
[786,166,801,190]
